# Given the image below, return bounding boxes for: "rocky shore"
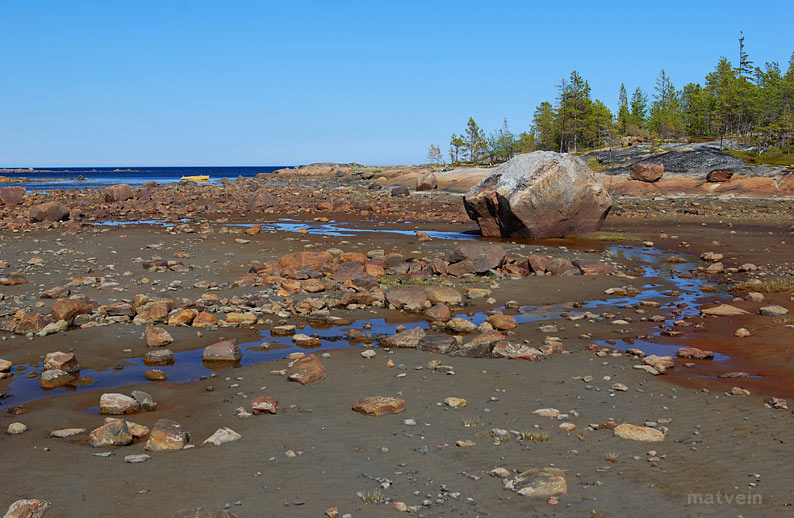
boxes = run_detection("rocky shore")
[1,153,793,517]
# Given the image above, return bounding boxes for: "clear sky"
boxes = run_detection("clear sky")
[1,1,792,167]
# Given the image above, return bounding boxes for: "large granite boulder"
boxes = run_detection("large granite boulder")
[102,184,134,202]
[29,201,70,222]
[463,152,611,238]
[0,186,25,206]
[630,162,664,182]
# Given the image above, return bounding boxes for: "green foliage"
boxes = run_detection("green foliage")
[426,144,443,165]
[439,36,793,159]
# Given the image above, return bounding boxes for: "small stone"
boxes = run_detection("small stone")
[676,347,714,360]
[39,369,78,389]
[2,499,51,518]
[505,468,567,498]
[614,423,664,442]
[203,427,242,446]
[144,348,175,365]
[352,396,406,416]
[88,419,133,447]
[443,397,467,409]
[252,396,279,415]
[145,326,173,347]
[611,383,628,391]
[203,340,242,361]
[759,305,789,317]
[734,328,751,337]
[286,354,325,385]
[144,369,168,381]
[731,387,750,396]
[124,454,151,463]
[49,428,87,438]
[456,439,476,447]
[145,419,190,451]
[559,422,576,431]
[7,422,27,434]
[100,393,140,415]
[131,390,157,411]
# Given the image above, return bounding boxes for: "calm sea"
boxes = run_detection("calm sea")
[0,166,287,191]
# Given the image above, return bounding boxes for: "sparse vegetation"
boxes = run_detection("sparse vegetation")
[734,276,794,293]
[518,430,551,443]
[462,416,480,428]
[605,451,620,463]
[358,489,385,504]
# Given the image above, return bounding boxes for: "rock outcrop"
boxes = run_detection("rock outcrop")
[463,152,611,238]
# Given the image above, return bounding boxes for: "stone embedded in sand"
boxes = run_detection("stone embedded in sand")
[642,355,674,373]
[202,340,242,361]
[424,286,463,305]
[29,201,70,222]
[706,169,734,182]
[168,308,198,326]
[759,305,789,316]
[385,289,428,310]
[49,428,87,438]
[15,313,52,335]
[174,510,239,518]
[144,369,168,381]
[292,333,321,347]
[731,387,751,396]
[203,427,242,446]
[7,422,27,434]
[453,330,505,358]
[391,186,410,197]
[527,254,552,274]
[352,396,407,416]
[2,499,52,518]
[443,397,467,408]
[102,301,134,317]
[425,303,451,322]
[0,273,28,286]
[0,359,12,372]
[286,354,325,385]
[131,390,157,411]
[491,341,540,361]
[247,192,278,211]
[39,369,78,389]
[446,317,477,334]
[102,183,134,203]
[745,292,764,302]
[486,314,517,330]
[88,419,133,447]
[383,326,426,348]
[278,250,333,270]
[100,393,140,415]
[463,152,611,238]
[547,257,577,276]
[614,423,665,442]
[0,186,26,206]
[43,351,78,373]
[574,260,615,276]
[418,334,456,354]
[505,468,567,497]
[225,312,257,325]
[416,171,438,191]
[532,408,562,418]
[764,397,788,409]
[446,244,505,276]
[701,304,750,316]
[50,298,92,323]
[124,454,151,463]
[192,311,218,328]
[144,348,175,365]
[630,162,664,182]
[145,419,190,451]
[251,396,279,415]
[734,328,751,337]
[677,347,714,359]
[145,326,173,347]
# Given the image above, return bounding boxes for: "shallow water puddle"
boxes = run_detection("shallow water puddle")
[0,244,731,410]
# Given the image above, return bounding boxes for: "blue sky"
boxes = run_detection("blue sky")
[1,1,792,167]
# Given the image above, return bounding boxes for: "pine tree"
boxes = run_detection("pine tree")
[426,144,443,164]
[629,87,648,133]
[617,83,630,135]
[649,69,684,139]
[738,31,754,77]
[532,102,557,151]
[557,71,592,152]
[448,134,464,164]
[463,117,487,162]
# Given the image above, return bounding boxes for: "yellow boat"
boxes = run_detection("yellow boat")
[180,175,210,182]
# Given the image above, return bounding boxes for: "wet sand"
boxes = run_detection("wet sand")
[1,187,794,517]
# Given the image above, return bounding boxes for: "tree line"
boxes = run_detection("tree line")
[428,37,794,165]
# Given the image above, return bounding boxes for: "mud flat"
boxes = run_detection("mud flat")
[1,176,793,517]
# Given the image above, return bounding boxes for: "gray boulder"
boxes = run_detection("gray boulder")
[463,152,611,238]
